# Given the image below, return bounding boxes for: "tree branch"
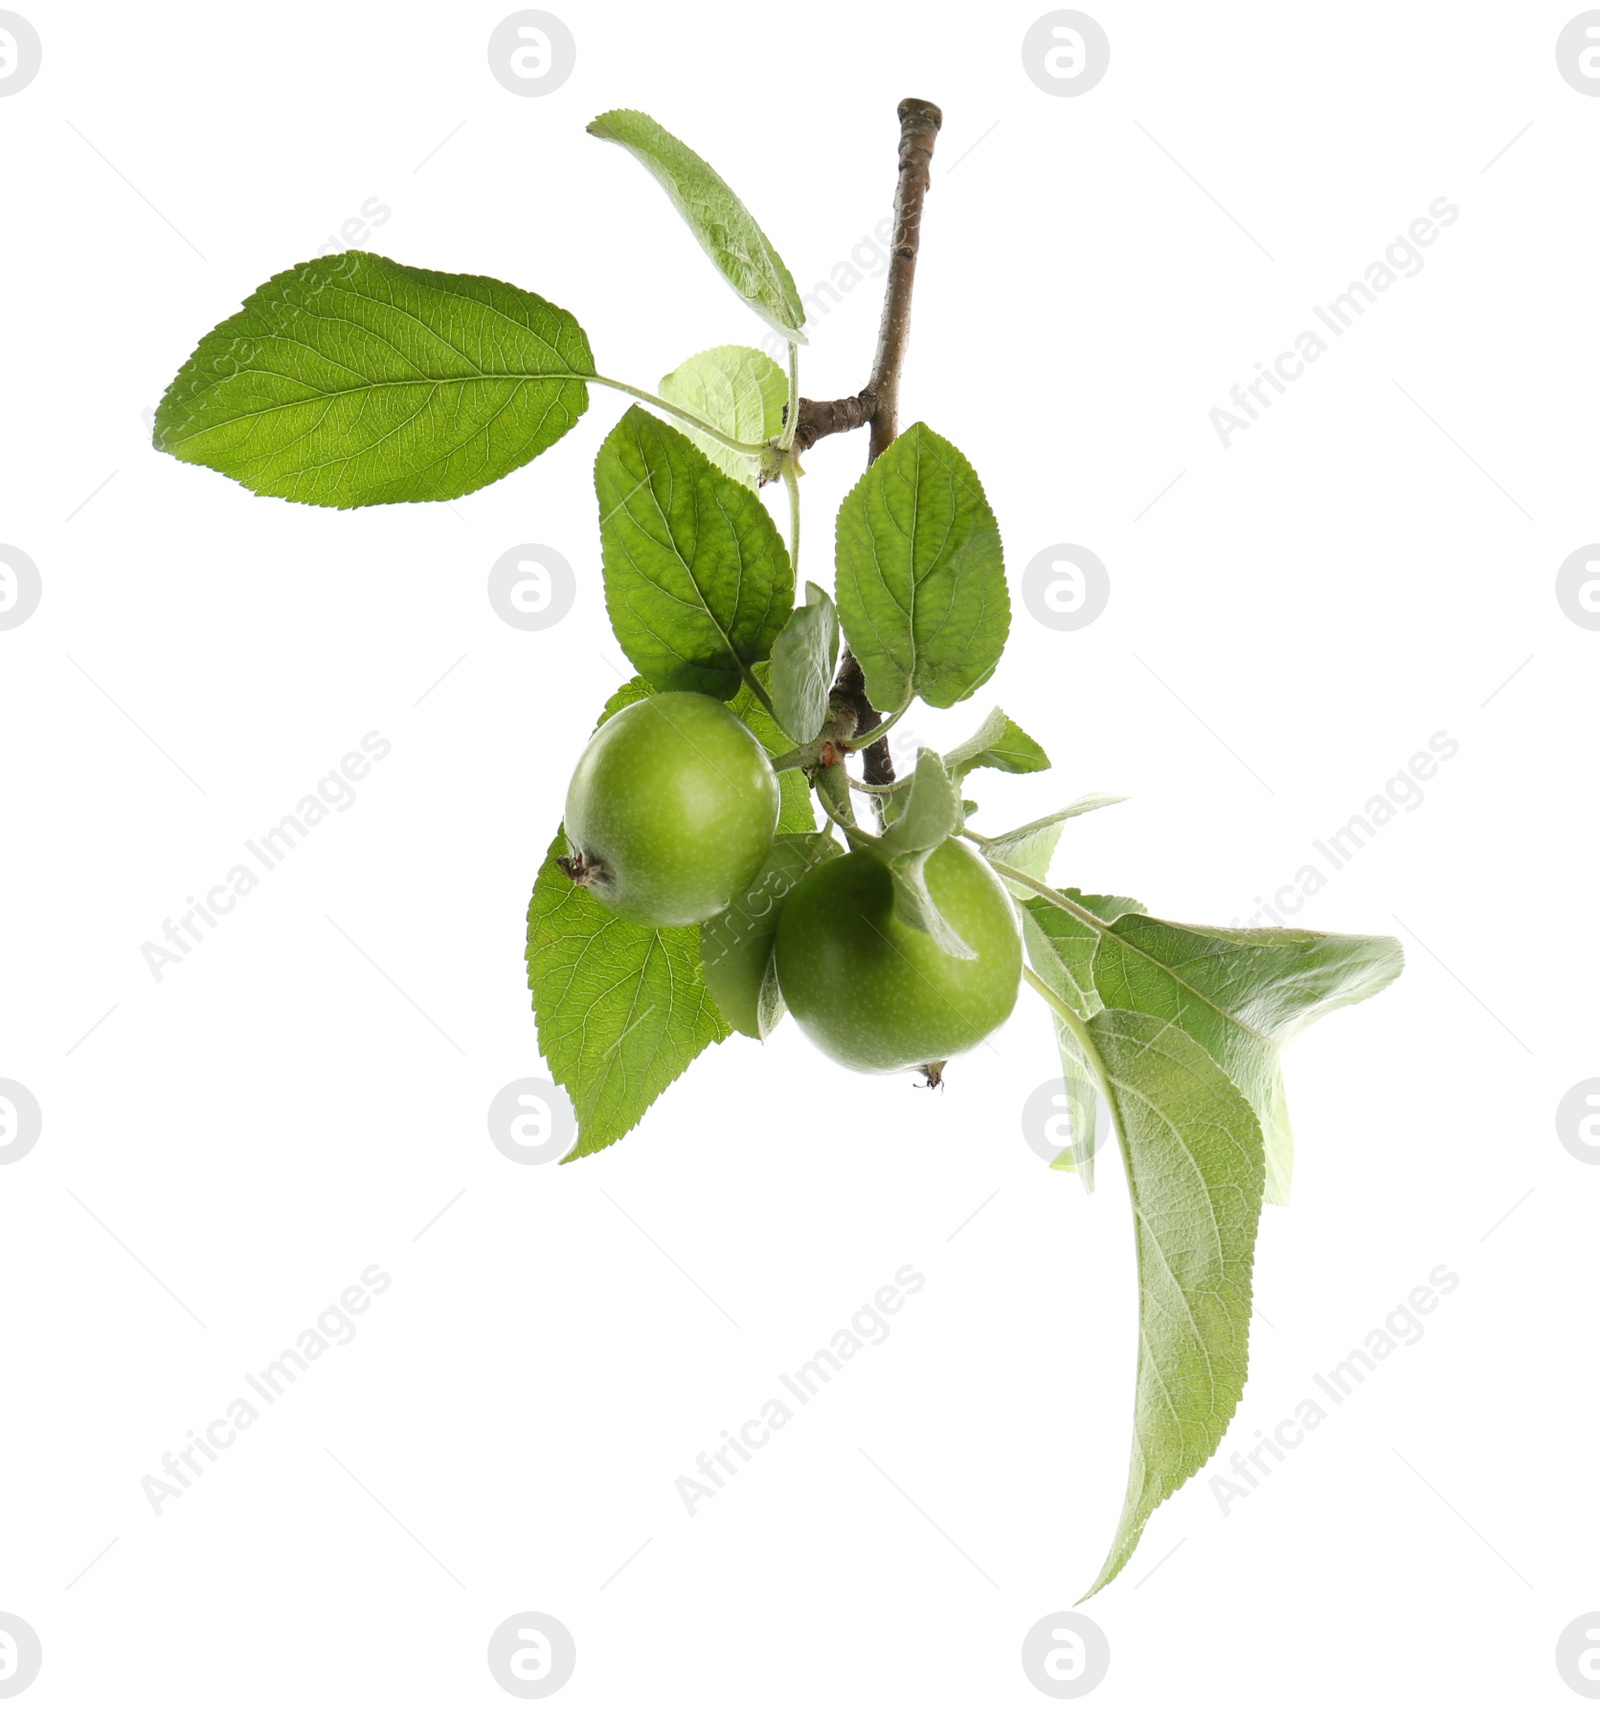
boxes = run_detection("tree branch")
[828,651,896,787]
[792,393,872,453]
[866,96,942,460]
[817,98,943,787]
[795,97,942,462]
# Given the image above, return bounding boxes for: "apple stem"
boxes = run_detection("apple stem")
[555,850,609,889]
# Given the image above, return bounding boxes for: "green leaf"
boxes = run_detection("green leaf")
[700,833,839,1038]
[943,707,1051,785]
[769,583,840,743]
[595,406,793,698]
[588,109,806,342]
[658,345,787,486]
[1069,1008,1266,1598]
[154,251,593,508]
[1087,916,1403,1205]
[980,796,1129,896]
[527,836,729,1160]
[877,751,972,959]
[525,674,808,1155]
[878,749,963,859]
[1021,890,1146,1021]
[527,683,727,1160]
[729,672,816,835]
[1023,894,1401,1207]
[1043,1026,1101,1182]
[890,853,974,961]
[834,424,1010,710]
[1022,891,1145,1190]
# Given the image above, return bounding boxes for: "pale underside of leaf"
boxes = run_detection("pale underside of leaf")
[1075,1008,1266,1598]
[658,345,787,487]
[1090,917,1403,1204]
[1022,891,1146,1188]
[154,251,594,507]
[1022,891,1146,1021]
[980,796,1129,895]
[1022,914,1104,1186]
[878,749,963,859]
[879,751,973,957]
[1046,1021,1103,1182]
[1020,884,1401,1204]
[888,848,974,960]
[588,109,807,341]
[943,706,1051,785]
[769,582,840,743]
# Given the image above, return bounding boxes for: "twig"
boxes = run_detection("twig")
[793,393,871,452]
[865,97,942,460]
[828,651,896,786]
[816,98,944,784]
[795,96,942,465]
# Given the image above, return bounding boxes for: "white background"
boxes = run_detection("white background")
[1,1,1595,1703]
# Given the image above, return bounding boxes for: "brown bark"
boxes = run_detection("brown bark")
[816,98,944,785]
[794,97,943,466]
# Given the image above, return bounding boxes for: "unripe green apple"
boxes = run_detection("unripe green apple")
[561,692,780,926]
[774,838,1022,1073]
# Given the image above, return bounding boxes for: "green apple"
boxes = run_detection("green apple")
[774,838,1022,1073]
[560,692,780,926]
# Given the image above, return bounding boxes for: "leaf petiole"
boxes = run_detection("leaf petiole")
[1020,965,1117,1157]
[738,665,781,723]
[592,374,776,456]
[1023,963,1092,1043]
[778,340,800,452]
[814,771,878,844]
[781,455,800,579]
[848,701,908,753]
[975,855,1109,935]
